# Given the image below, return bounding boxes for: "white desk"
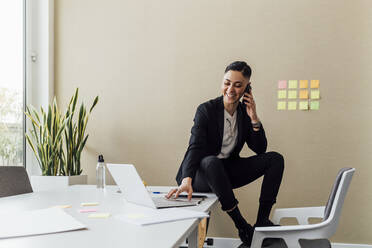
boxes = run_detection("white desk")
[0,185,217,248]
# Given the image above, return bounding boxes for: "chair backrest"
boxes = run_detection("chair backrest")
[0,166,33,197]
[321,167,354,239]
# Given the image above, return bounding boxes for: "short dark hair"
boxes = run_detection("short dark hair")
[224,61,252,79]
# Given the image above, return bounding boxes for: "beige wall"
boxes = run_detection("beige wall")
[55,0,372,244]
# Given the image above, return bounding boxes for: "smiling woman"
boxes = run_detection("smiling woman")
[0,0,24,167]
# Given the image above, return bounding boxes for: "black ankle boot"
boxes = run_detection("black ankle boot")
[238,224,254,246]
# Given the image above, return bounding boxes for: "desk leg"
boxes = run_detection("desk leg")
[187,225,198,248]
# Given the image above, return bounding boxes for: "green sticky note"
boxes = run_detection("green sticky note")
[278,90,287,99]
[288,90,297,99]
[288,80,298,89]
[311,90,320,99]
[299,101,309,110]
[288,101,297,110]
[277,101,286,110]
[310,101,320,110]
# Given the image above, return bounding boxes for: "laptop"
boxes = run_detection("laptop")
[107,163,205,209]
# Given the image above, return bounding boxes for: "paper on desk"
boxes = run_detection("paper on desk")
[116,205,209,226]
[0,207,86,239]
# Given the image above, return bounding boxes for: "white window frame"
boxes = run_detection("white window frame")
[25,0,54,176]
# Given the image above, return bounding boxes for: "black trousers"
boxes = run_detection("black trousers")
[192,151,284,211]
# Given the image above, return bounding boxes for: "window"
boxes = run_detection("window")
[0,0,25,167]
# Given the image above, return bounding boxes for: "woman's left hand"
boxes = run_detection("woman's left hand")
[242,92,259,122]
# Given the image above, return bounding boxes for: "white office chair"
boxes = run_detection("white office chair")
[250,167,355,248]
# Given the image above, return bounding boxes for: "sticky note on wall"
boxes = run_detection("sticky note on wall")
[288,102,297,110]
[310,80,320,88]
[311,90,320,99]
[288,90,297,99]
[288,80,298,89]
[310,101,320,110]
[278,90,287,99]
[299,101,309,110]
[278,80,287,89]
[299,90,308,99]
[299,80,308,88]
[277,101,286,110]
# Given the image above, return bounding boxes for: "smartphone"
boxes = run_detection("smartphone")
[243,83,251,105]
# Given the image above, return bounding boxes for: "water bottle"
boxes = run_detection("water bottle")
[96,154,105,189]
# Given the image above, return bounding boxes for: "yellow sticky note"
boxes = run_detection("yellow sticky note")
[127,213,146,219]
[288,80,298,89]
[310,80,319,88]
[299,90,308,99]
[299,101,309,110]
[299,80,308,89]
[53,205,72,209]
[310,90,320,99]
[88,213,111,219]
[81,202,99,207]
[277,101,286,110]
[288,102,297,110]
[288,90,297,99]
[310,101,320,110]
[278,90,287,99]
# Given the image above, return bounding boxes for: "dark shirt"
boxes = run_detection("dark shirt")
[176,96,267,185]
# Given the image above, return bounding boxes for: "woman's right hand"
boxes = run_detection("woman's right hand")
[166,177,193,201]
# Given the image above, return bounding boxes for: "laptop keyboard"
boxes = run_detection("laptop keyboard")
[152,197,200,208]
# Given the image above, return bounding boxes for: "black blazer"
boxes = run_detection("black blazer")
[176,96,268,185]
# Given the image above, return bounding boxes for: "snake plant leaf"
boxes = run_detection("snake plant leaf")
[89,96,99,113]
[71,88,79,113]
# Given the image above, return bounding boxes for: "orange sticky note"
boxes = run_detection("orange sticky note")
[299,90,308,99]
[299,80,308,89]
[310,80,320,88]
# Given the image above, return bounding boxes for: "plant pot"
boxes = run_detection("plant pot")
[30,175,88,192]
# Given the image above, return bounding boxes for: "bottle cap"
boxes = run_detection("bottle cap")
[98,155,104,162]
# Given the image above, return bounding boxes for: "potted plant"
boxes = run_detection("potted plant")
[25,89,98,191]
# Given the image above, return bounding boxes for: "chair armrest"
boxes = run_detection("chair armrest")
[272,206,325,225]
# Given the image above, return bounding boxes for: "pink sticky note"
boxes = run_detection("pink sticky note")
[79,209,98,213]
[278,80,287,89]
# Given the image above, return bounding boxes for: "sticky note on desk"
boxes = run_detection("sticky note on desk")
[278,90,287,99]
[310,80,320,88]
[88,213,111,218]
[310,90,320,99]
[288,90,297,99]
[81,202,99,207]
[277,101,286,110]
[53,205,72,209]
[278,80,287,89]
[299,80,308,89]
[299,90,308,99]
[288,80,298,89]
[79,209,97,213]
